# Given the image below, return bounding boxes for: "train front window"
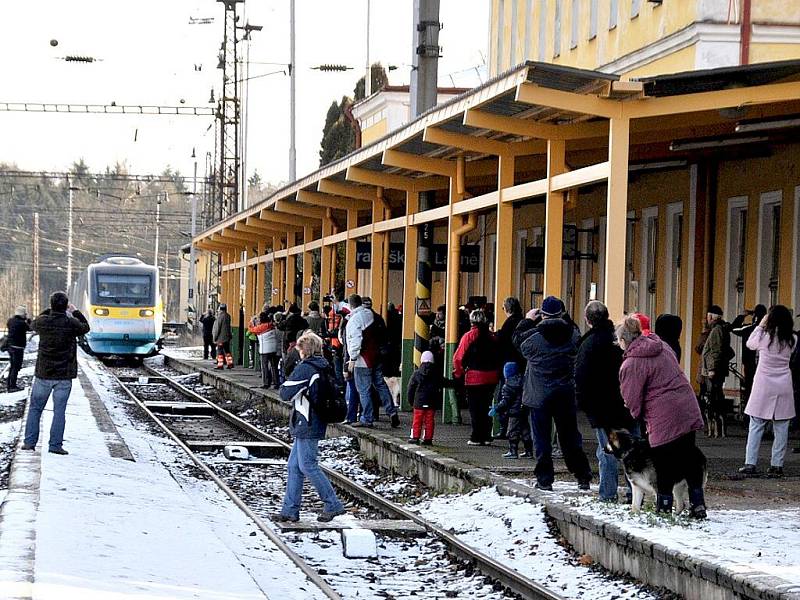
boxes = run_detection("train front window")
[93,273,154,306]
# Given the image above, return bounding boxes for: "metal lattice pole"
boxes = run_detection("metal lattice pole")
[217,0,242,219]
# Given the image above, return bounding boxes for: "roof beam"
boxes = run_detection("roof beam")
[623,80,800,120]
[464,109,609,141]
[382,149,458,178]
[515,83,620,119]
[220,228,260,244]
[423,126,512,155]
[210,233,246,248]
[296,189,371,211]
[258,209,319,227]
[317,179,377,202]
[245,216,300,234]
[274,199,325,220]
[346,166,447,191]
[234,222,283,239]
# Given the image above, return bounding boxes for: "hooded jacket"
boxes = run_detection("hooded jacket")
[306,311,327,338]
[575,319,633,430]
[619,333,703,447]
[6,315,31,348]
[496,370,524,418]
[248,322,278,354]
[278,312,309,351]
[702,319,732,381]
[452,324,500,386]
[199,312,215,337]
[212,310,232,344]
[407,361,442,409]
[514,316,580,408]
[654,313,683,363]
[32,309,90,380]
[279,355,330,439]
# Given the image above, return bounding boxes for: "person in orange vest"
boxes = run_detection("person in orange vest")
[213,304,234,369]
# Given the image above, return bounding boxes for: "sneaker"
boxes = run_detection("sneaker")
[352,421,373,428]
[690,504,708,520]
[48,448,69,455]
[273,513,299,523]
[420,439,433,446]
[20,444,35,450]
[535,481,553,492]
[552,448,564,459]
[493,433,508,440]
[521,451,534,459]
[738,464,758,476]
[408,438,420,445]
[767,466,784,478]
[577,479,591,491]
[466,440,484,446]
[317,508,347,522]
[502,451,519,459]
[390,413,400,428]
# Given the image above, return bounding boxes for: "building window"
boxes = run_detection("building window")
[625,211,636,313]
[538,0,547,60]
[665,203,683,315]
[531,227,544,309]
[756,191,782,307]
[578,218,594,322]
[725,197,748,319]
[597,216,606,302]
[524,0,533,59]
[609,0,618,29]
[570,0,579,49]
[553,0,561,58]
[497,0,505,74]
[631,0,641,19]
[589,0,598,39]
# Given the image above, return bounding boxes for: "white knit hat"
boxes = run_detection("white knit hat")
[15,306,27,317]
[420,351,435,364]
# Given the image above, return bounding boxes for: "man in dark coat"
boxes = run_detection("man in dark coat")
[212,303,234,369]
[6,306,31,392]
[513,296,592,491]
[277,303,309,353]
[575,300,634,502]
[654,313,683,363]
[21,292,90,455]
[199,308,216,360]
[730,304,767,405]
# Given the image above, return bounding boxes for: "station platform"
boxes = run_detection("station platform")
[0,356,328,600]
[163,348,800,600]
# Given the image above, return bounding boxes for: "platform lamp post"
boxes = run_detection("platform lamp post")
[188,149,198,319]
[66,176,79,291]
[154,193,162,266]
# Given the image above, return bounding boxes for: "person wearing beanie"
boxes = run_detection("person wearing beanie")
[730,304,768,405]
[5,306,31,392]
[406,351,442,445]
[631,313,652,336]
[492,361,532,459]
[701,304,733,435]
[513,295,592,491]
[453,309,501,446]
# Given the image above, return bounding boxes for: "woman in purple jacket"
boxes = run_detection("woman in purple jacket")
[618,315,707,518]
[738,305,797,478]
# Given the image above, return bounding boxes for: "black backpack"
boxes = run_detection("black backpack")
[309,363,347,423]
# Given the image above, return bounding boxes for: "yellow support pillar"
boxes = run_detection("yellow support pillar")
[245,246,255,317]
[320,213,334,302]
[344,210,358,296]
[604,118,630,321]
[255,240,266,312]
[302,225,313,310]
[271,236,283,307]
[401,191,420,411]
[285,232,296,307]
[494,153,515,330]
[371,187,387,316]
[543,139,566,299]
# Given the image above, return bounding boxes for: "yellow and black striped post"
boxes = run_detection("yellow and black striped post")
[414,221,433,364]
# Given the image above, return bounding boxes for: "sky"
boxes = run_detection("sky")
[0,0,491,189]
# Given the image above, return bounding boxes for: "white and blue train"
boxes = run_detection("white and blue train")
[72,256,163,358]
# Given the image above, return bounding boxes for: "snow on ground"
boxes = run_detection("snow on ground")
[412,486,657,600]
[14,356,331,600]
[160,346,203,361]
[560,490,800,585]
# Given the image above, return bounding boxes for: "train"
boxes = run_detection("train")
[72,256,163,360]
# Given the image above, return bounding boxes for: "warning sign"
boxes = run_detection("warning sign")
[346,279,355,289]
[303,287,311,295]
[416,298,431,317]
[271,287,279,296]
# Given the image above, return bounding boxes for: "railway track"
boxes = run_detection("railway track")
[108,362,568,600]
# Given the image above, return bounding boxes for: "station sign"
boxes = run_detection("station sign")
[355,242,479,273]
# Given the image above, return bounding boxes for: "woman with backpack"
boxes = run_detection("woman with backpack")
[453,309,500,446]
[276,331,347,523]
[738,305,797,477]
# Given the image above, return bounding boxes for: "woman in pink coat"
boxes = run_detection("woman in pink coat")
[738,305,797,478]
[618,315,707,518]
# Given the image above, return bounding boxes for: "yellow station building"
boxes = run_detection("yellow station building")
[194,2,800,419]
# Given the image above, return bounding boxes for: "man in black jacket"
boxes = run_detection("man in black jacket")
[21,292,90,455]
[575,301,634,502]
[5,306,31,392]
[199,308,216,360]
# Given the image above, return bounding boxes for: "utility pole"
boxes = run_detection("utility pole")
[411,0,442,368]
[164,242,170,321]
[365,0,372,97]
[289,0,297,181]
[189,155,197,321]
[217,0,243,217]
[66,176,75,290]
[154,193,162,266]
[33,212,40,311]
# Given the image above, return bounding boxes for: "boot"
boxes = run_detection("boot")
[688,487,707,520]
[656,494,674,514]
[521,441,533,459]
[216,353,225,370]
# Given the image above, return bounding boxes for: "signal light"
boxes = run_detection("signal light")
[139,309,155,317]
[93,308,109,316]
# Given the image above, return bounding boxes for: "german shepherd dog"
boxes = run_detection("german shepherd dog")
[700,383,727,438]
[605,429,708,514]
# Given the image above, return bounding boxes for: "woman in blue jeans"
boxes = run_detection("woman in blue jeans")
[276,331,346,523]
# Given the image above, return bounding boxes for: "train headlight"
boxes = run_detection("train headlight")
[139,309,154,317]
[93,308,109,316]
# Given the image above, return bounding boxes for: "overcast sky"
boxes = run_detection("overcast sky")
[0,0,490,189]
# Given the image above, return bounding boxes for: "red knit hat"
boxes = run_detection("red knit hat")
[631,312,651,335]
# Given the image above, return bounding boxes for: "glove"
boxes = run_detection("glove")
[488,405,497,418]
